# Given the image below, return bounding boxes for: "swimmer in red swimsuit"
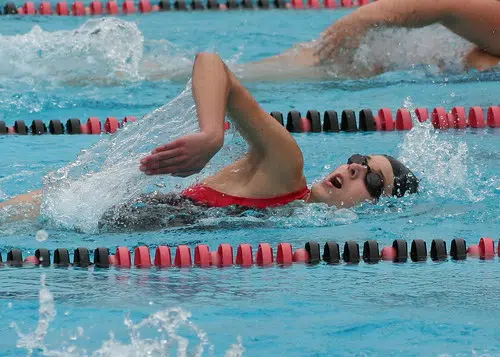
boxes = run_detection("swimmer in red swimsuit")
[138,53,418,210]
[1,53,418,229]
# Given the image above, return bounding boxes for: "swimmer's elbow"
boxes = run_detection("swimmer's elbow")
[194,52,223,64]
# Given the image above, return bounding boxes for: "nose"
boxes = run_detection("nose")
[347,163,368,179]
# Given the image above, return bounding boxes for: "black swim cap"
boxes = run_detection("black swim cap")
[383,155,419,197]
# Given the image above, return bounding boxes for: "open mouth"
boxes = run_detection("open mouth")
[330,175,343,189]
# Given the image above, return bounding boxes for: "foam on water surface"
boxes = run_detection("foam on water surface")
[12,275,244,357]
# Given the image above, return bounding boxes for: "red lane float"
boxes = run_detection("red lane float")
[174,245,191,267]
[194,244,210,267]
[300,117,312,132]
[415,108,429,123]
[373,115,382,131]
[210,251,220,266]
[218,243,234,267]
[90,0,103,14]
[256,243,273,266]
[293,248,309,263]
[108,254,116,265]
[134,246,152,268]
[22,1,35,14]
[154,246,172,267]
[431,107,448,129]
[469,107,485,128]
[378,108,394,131]
[56,1,69,14]
[83,117,102,134]
[276,243,293,264]
[139,0,152,12]
[467,244,480,257]
[115,246,131,267]
[236,244,253,266]
[479,237,495,260]
[381,246,396,261]
[122,0,136,13]
[106,0,119,13]
[449,107,466,128]
[307,0,320,8]
[105,117,120,133]
[24,256,40,265]
[396,109,412,131]
[72,1,85,14]
[39,1,53,14]
[487,106,500,128]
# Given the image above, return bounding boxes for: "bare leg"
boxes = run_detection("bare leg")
[0,190,43,221]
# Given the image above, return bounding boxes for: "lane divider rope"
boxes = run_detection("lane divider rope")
[3,237,499,268]
[0,117,231,135]
[2,0,368,15]
[1,106,499,136]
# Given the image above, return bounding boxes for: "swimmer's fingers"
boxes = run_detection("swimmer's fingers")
[140,156,187,173]
[151,141,180,154]
[314,28,349,63]
[314,35,339,63]
[140,147,185,166]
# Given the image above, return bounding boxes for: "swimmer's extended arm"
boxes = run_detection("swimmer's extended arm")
[316,0,500,62]
[140,53,303,178]
[0,190,43,221]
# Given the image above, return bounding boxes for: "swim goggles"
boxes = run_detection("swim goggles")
[347,154,384,199]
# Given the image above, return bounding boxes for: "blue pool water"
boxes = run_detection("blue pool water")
[0,8,500,357]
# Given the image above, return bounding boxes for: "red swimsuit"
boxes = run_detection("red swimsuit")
[181,183,310,209]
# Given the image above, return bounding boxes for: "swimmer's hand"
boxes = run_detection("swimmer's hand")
[139,132,223,177]
[314,8,372,64]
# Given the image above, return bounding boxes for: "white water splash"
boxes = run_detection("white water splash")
[0,18,145,86]
[355,25,472,75]
[40,82,197,232]
[397,97,485,202]
[11,274,57,357]
[40,80,246,233]
[12,275,244,357]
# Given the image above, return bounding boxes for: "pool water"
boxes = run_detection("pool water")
[0,7,499,357]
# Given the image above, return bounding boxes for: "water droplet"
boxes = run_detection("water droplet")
[35,230,48,242]
[324,164,331,170]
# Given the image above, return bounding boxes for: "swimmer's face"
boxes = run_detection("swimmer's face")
[308,155,395,208]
